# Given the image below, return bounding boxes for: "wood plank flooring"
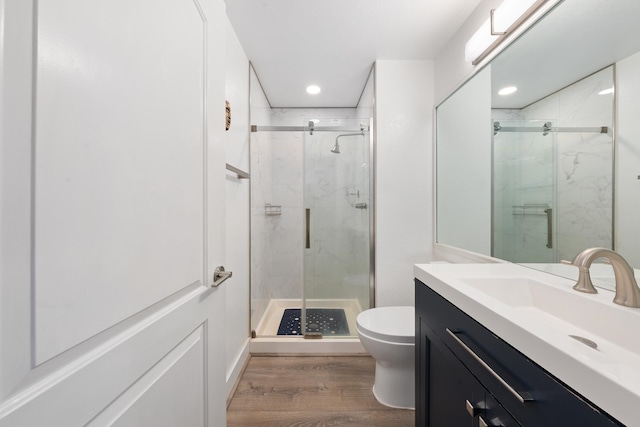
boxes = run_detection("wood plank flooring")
[227,356,415,427]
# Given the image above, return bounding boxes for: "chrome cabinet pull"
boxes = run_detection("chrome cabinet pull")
[466,400,481,417]
[212,266,232,287]
[479,415,505,427]
[446,328,534,404]
[479,415,494,427]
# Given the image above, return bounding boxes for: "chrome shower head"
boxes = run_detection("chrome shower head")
[331,131,364,154]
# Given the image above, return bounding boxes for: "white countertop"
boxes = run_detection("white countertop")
[415,263,640,426]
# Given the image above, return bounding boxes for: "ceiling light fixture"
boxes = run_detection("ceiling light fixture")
[465,0,549,65]
[598,88,614,95]
[306,85,321,95]
[498,86,518,96]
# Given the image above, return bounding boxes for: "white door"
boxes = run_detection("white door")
[0,0,228,425]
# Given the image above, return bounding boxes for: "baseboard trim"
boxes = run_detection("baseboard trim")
[250,337,366,355]
[226,339,251,408]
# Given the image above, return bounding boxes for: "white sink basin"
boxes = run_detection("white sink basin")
[460,277,640,356]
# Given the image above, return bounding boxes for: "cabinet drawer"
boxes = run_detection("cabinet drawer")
[416,279,622,427]
[421,317,521,427]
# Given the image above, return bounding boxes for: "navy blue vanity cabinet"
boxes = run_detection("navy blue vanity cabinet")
[415,279,622,427]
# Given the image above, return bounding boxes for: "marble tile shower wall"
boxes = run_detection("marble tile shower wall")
[265,108,370,302]
[492,67,613,262]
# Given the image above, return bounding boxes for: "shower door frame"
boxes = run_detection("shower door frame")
[249,118,375,338]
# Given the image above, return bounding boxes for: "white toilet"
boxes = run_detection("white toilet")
[356,306,415,409]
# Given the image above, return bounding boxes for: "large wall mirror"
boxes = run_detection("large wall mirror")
[436,0,640,286]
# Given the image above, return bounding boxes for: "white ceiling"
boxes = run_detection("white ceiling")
[224,0,483,108]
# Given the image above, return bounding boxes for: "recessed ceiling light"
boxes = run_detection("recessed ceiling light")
[306,85,321,95]
[498,86,518,96]
[598,87,614,95]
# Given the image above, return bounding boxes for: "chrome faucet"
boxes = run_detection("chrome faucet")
[564,248,640,308]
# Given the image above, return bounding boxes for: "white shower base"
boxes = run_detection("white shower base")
[251,298,367,354]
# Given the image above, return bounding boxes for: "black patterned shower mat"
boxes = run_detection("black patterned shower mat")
[277,308,350,336]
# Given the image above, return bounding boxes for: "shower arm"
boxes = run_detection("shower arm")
[331,131,365,154]
[335,131,365,142]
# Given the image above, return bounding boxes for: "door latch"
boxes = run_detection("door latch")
[212,266,232,287]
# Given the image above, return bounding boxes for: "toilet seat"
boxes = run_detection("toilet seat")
[356,306,414,344]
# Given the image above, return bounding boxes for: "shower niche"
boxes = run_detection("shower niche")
[249,112,373,340]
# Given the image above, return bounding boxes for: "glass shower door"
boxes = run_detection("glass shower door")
[301,119,371,338]
[492,119,557,263]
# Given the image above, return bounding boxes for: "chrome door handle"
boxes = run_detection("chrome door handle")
[305,208,310,249]
[212,266,232,287]
[544,208,553,248]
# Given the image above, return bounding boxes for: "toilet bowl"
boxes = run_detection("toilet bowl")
[356,306,415,409]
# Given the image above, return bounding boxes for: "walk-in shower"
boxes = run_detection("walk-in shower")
[249,115,374,349]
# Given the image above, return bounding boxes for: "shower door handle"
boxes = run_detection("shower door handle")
[544,208,553,249]
[305,208,310,249]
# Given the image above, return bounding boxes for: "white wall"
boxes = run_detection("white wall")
[375,60,433,307]
[616,51,640,266]
[224,16,250,397]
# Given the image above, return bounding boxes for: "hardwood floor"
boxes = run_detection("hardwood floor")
[227,356,415,427]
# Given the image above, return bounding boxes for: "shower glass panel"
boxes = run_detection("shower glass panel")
[492,119,557,263]
[302,119,371,338]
